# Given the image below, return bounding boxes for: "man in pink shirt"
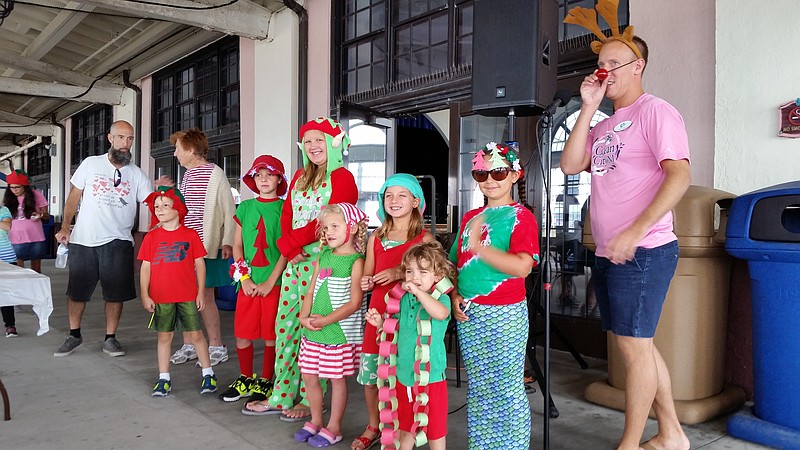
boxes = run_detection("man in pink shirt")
[561,26,691,450]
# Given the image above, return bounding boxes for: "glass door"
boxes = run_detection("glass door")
[343,116,393,228]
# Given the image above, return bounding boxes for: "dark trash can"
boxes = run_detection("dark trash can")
[725,180,800,449]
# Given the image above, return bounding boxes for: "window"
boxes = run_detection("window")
[338,0,473,96]
[26,139,51,178]
[71,105,113,167]
[152,38,239,145]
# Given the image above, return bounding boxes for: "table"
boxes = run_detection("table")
[0,261,53,335]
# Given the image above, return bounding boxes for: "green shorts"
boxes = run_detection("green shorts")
[150,301,203,333]
[357,352,379,385]
[205,251,234,288]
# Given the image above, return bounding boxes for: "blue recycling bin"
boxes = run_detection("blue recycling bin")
[725,180,800,449]
[215,257,237,311]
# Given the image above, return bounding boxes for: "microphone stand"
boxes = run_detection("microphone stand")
[509,108,553,450]
[540,108,554,450]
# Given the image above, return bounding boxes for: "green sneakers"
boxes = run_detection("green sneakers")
[218,374,255,402]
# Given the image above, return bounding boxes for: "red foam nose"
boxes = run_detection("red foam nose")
[595,68,609,81]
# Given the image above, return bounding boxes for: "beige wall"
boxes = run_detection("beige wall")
[714,0,800,195]
[307,0,332,120]
[632,0,716,188]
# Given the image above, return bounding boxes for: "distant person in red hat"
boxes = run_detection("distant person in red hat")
[219,155,289,411]
[3,169,49,274]
[138,186,218,397]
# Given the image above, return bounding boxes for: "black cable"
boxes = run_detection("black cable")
[448,402,466,415]
[0,0,14,27]
[15,0,166,19]
[122,0,239,10]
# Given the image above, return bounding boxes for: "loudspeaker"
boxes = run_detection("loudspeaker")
[471,0,559,117]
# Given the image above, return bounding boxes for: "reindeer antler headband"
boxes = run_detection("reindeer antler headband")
[563,0,642,59]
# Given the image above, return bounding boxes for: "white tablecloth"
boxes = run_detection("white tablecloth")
[0,261,53,335]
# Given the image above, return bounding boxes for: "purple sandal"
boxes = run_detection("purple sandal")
[294,422,320,442]
[307,427,343,448]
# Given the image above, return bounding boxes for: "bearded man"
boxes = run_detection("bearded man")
[54,120,154,358]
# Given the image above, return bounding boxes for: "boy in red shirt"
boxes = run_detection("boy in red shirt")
[138,186,218,397]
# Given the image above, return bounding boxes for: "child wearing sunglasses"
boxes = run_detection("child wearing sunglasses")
[448,142,540,450]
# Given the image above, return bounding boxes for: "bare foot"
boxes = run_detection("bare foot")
[282,404,312,420]
[640,433,690,450]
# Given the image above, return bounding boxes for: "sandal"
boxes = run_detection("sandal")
[351,424,380,450]
[242,401,284,416]
[294,421,320,442]
[308,427,343,448]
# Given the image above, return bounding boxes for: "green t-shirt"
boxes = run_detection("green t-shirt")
[235,197,284,284]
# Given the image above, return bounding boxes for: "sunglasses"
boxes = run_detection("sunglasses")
[471,168,512,182]
[113,168,122,187]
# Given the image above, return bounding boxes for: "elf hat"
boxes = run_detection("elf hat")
[243,154,287,197]
[143,186,189,228]
[377,173,426,221]
[6,170,30,186]
[297,117,352,175]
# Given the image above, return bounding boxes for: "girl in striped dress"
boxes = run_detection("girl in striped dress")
[295,203,368,447]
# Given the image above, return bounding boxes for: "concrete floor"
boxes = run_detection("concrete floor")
[0,260,772,449]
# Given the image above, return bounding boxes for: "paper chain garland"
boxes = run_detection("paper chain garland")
[376,278,454,449]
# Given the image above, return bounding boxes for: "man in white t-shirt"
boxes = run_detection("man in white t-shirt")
[54,120,153,358]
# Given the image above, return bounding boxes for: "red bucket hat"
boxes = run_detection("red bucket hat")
[6,170,30,186]
[242,155,287,197]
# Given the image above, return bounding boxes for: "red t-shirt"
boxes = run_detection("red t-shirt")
[138,225,207,303]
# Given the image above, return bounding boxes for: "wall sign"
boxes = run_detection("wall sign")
[778,99,800,138]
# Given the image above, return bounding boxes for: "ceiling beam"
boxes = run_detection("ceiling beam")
[80,0,273,40]
[0,123,55,136]
[0,77,125,105]
[0,109,38,125]
[2,2,95,79]
[0,50,117,89]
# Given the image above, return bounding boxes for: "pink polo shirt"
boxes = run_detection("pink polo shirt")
[586,93,691,258]
[9,189,48,244]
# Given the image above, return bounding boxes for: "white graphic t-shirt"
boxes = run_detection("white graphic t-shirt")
[69,153,152,246]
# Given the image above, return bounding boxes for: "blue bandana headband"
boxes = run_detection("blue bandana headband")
[377,173,426,221]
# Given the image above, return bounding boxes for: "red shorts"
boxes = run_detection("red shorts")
[396,379,448,441]
[233,284,279,341]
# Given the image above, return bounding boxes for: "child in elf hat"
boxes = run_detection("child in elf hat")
[353,173,434,450]
[293,202,367,447]
[219,155,288,411]
[366,241,455,450]
[449,142,540,450]
[252,117,358,420]
[137,186,217,397]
